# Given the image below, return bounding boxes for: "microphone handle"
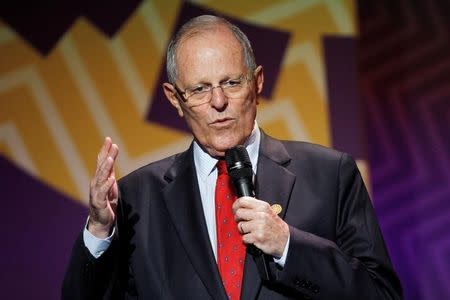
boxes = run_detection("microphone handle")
[235,178,274,281]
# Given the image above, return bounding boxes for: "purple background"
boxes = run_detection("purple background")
[356,0,450,298]
[0,156,86,299]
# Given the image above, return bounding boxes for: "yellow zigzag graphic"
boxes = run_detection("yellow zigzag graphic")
[0,0,357,204]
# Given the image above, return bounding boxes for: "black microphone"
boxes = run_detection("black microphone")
[225,145,273,281]
[225,145,254,198]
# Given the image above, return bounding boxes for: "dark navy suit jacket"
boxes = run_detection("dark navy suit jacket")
[62,132,402,299]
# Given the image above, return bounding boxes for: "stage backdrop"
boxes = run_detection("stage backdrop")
[0,1,448,299]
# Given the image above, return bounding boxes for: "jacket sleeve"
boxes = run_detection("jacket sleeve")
[61,230,121,300]
[272,153,403,299]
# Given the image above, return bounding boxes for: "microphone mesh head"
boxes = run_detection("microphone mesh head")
[225,145,249,165]
[225,145,253,180]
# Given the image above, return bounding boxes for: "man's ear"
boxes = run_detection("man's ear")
[163,82,184,117]
[254,65,264,103]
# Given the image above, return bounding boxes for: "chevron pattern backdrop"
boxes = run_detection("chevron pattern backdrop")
[358,0,450,299]
[0,0,447,299]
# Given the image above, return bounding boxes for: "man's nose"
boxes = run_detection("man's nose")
[210,86,228,110]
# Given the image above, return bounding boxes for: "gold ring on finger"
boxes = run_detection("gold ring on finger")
[239,222,245,234]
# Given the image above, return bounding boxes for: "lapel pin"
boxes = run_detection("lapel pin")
[271,204,282,215]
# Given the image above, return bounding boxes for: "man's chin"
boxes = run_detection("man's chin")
[197,128,251,157]
[208,139,243,157]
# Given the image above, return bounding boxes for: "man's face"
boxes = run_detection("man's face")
[163,25,264,157]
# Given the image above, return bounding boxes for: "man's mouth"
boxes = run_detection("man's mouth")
[210,118,234,127]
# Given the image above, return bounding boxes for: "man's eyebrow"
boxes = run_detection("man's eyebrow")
[187,80,210,88]
[219,74,243,83]
[187,74,241,87]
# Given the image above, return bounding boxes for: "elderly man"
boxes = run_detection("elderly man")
[63,15,402,299]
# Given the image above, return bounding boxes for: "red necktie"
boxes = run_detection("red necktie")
[215,160,246,300]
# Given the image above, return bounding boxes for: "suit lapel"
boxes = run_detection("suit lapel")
[162,147,227,300]
[256,133,296,220]
[240,132,296,300]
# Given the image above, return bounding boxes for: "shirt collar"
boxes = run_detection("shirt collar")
[193,122,260,180]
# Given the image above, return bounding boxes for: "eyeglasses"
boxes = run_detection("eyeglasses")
[174,74,252,107]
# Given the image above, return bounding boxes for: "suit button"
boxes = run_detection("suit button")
[293,278,301,286]
[313,285,320,293]
[300,280,307,288]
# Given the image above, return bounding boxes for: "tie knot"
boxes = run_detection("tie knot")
[216,160,228,175]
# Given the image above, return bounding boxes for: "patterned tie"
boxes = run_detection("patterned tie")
[215,160,246,300]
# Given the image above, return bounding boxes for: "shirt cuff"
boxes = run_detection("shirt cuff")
[273,234,290,268]
[82,218,114,258]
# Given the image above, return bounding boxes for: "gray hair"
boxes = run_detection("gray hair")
[166,15,257,84]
